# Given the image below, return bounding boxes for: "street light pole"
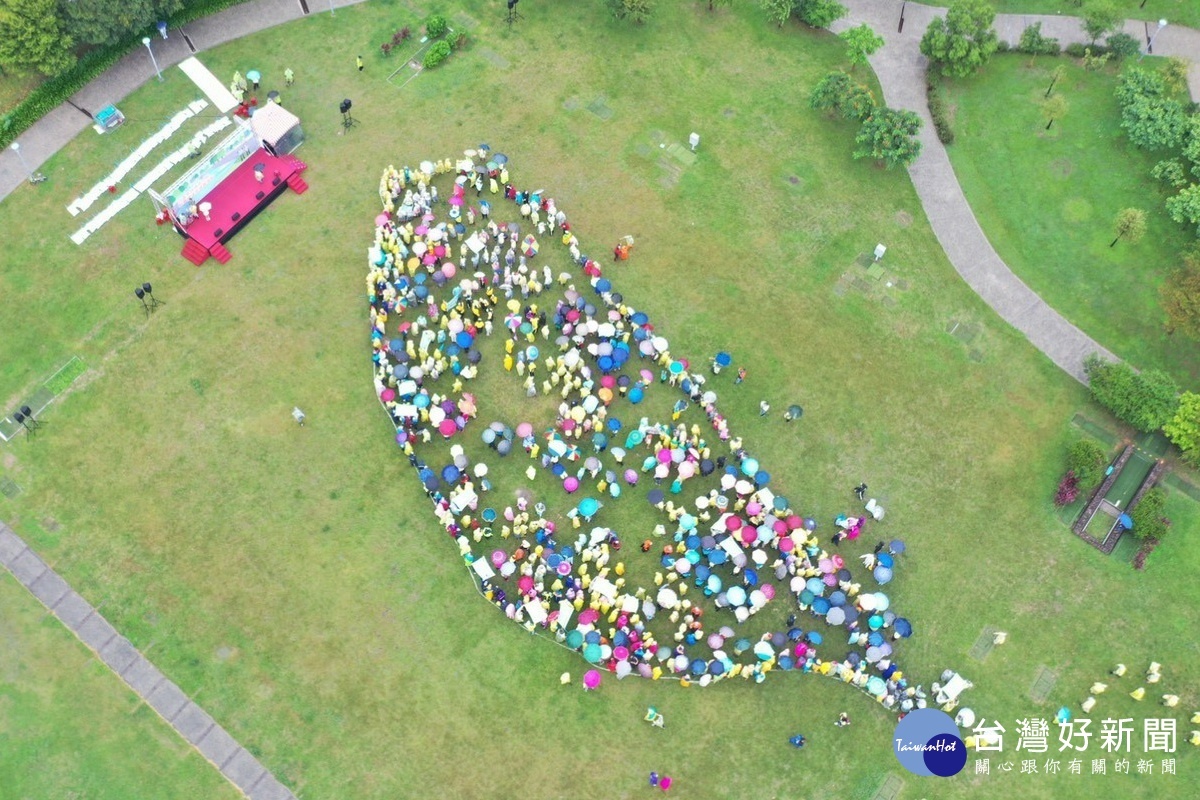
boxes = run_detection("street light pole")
[142,36,164,82]
[329,0,335,17]
[10,142,33,180]
[1143,19,1167,58]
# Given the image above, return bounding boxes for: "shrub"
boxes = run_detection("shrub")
[794,0,846,28]
[1106,32,1139,60]
[1163,391,1200,461]
[1067,439,1108,489]
[1084,355,1180,433]
[425,13,449,38]
[1082,48,1111,71]
[1116,67,1188,151]
[1054,471,1080,506]
[606,0,654,23]
[422,40,452,69]
[810,71,875,121]
[926,72,955,144]
[1128,487,1170,540]
[1064,42,1089,58]
[1152,159,1189,189]
[1017,22,1060,55]
[853,107,922,169]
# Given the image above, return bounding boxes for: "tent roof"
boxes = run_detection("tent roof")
[250,102,300,146]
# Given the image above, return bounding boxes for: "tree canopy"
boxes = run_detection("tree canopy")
[919,0,999,78]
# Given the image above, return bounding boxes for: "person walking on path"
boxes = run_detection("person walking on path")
[759,400,770,417]
[356,55,364,72]
[292,407,306,426]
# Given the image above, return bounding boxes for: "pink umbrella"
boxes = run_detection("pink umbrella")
[519,575,534,593]
[613,646,629,660]
[564,476,579,493]
[380,388,396,402]
[491,550,507,568]
[422,212,435,221]
[600,375,616,389]
[415,224,429,235]
[831,554,845,569]
[434,245,446,257]
[583,670,601,690]
[761,584,776,600]
[787,515,803,530]
[657,449,672,464]
[449,195,463,206]
[579,609,599,624]
[422,253,437,265]
[778,537,794,552]
[375,213,390,226]
[443,263,456,278]
[818,558,833,573]
[516,422,534,438]
[773,520,788,534]
[624,469,638,484]
[747,502,762,516]
[823,572,838,586]
[563,419,576,432]
[740,528,756,546]
[438,419,457,437]
[640,369,654,382]
[727,517,743,531]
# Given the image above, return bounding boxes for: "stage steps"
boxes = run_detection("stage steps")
[209,242,232,264]
[181,238,210,266]
[286,174,309,194]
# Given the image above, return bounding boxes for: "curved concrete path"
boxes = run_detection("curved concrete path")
[833,0,1200,384]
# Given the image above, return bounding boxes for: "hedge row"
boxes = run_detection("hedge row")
[0,0,251,151]
[925,72,954,145]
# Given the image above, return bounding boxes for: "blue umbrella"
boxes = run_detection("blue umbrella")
[579,498,600,517]
[888,539,906,554]
[873,566,893,584]
[877,553,894,568]
[812,597,831,615]
[806,631,823,645]
[893,618,913,638]
[868,631,884,646]
[441,464,460,483]
[1119,513,1133,529]
[1056,706,1072,723]
[714,352,732,367]
[690,659,707,676]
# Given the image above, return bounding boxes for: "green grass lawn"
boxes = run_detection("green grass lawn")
[0,572,241,800]
[0,2,1197,799]
[942,53,1199,384]
[988,0,1200,32]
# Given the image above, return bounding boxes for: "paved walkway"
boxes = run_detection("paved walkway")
[833,0,1200,384]
[0,522,297,800]
[0,0,365,201]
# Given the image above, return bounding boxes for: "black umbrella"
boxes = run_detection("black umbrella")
[647,489,665,505]
[467,349,482,364]
[700,459,715,476]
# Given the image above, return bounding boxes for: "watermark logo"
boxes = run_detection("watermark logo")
[894,709,967,777]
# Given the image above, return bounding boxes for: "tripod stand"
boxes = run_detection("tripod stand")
[506,7,523,27]
[342,111,358,131]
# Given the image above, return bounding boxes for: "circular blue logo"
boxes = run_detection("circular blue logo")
[893,709,967,777]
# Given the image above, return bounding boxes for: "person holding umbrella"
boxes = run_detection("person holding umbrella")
[789,734,806,748]
[783,404,802,422]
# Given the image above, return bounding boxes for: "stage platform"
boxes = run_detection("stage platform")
[177,148,308,265]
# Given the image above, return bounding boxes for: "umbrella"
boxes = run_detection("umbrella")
[786,404,803,419]
[888,539,906,555]
[826,606,845,626]
[493,153,508,165]
[893,618,913,638]
[714,352,732,367]
[873,566,893,584]
[647,489,665,505]
[578,497,600,517]
[583,668,602,686]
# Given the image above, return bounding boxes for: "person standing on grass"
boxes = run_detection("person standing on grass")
[356,55,364,72]
[835,712,850,727]
[759,400,770,416]
[854,482,867,500]
[284,67,294,86]
[735,367,746,384]
[292,407,306,426]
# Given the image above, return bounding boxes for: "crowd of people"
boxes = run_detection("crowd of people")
[363,148,928,711]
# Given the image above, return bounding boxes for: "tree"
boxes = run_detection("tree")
[1080,0,1122,44]
[794,0,846,28]
[810,71,875,120]
[1182,116,1200,179]
[1084,355,1180,432]
[1116,68,1187,151]
[1067,438,1108,488]
[1160,251,1200,338]
[759,0,794,27]
[919,0,999,79]
[1041,93,1068,130]
[605,0,653,23]
[1163,392,1200,460]
[60,0,181,47]
[839,24,883,70]
[1105,32,1139,60]
[1128,487,1170,541]
[1151,159,1189,189]
[1110,207,1147,247]
[1018,22,1059,58]
[854,107,922,169]
[0,0,74,75]
[1162,57,1190,93]
[1165,184,1200,234]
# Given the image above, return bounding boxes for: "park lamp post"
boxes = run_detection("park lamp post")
[329,0,335,17]
[142,36,163,82]
[10,142,33,181]
[1144,19,1167,57]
